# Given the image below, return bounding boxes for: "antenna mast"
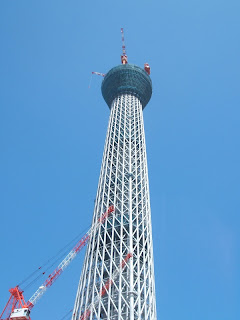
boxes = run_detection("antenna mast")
[121,28,128,64]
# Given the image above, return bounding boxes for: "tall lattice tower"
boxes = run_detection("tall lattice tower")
[72,36,157,320]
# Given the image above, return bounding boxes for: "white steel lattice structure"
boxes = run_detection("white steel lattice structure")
[72,64,157,320]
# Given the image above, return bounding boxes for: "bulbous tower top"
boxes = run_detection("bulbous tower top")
[101,64,152,109]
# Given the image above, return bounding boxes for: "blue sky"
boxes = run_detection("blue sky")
[0,1,239,319]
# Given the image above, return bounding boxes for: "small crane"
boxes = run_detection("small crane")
[121,28,150,74]
[144,63,151,75]
[0,206,115,320]
[121,28,128,64]
[91,71,105,77]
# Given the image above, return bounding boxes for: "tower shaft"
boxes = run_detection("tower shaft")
[72,92,156,320]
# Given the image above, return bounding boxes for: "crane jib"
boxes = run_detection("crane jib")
[1,206,115,320]
[73,234,90,253]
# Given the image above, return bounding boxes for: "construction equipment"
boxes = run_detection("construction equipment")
[121,28,151,74]
[0,287,30,320]
[0,206,115,320]
[144,63,151,75]
[91,71,105,77]
[121,28,128,64]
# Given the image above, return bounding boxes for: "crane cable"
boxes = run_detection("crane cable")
[59,309,73,320]
[18,224,90,290]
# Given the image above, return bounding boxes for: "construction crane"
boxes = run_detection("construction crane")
[0,206,115,320]
[91,71,105,77]
[120,28,150,74]
[144,63,151,75]
[92,29,150,76]
[79,253,133,320]
[120,28,128,64]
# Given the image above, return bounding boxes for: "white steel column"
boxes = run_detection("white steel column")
[128,96,134,320]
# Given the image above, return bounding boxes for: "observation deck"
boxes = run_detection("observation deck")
[101,64,152,109]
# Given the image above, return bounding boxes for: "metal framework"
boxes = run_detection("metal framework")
[72,65,157,320]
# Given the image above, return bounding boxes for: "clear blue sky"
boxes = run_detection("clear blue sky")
[0,1,239,319]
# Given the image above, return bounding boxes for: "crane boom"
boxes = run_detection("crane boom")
[1,206,114,320]
[91,71,105,77]
[27,205,114,308]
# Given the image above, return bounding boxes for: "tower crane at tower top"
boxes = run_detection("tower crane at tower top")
[120,28,128,64]
[91,28,150,76]
[120,28,151,74]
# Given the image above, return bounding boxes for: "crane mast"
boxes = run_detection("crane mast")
[120,28,150,74]
[121,28,128,64]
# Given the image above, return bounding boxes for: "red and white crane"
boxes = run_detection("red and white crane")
[91,28,150,79]
[0,206,115,320]
[121,28,128,65]
[120,28,150,74]
[91,71,105,77]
